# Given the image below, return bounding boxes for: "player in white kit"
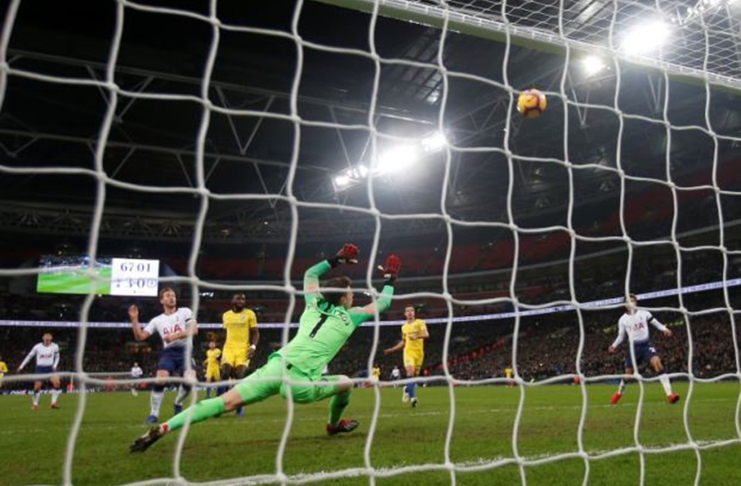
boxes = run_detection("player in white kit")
[390,365,401,387]
[130,363,144,396]
[608,294,680,405]
[129,287,198,424]
[17,333,62,410]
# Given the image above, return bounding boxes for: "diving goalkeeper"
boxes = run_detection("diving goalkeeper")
[130,244,400,452]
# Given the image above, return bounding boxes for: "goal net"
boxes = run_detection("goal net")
[1,0,740,484]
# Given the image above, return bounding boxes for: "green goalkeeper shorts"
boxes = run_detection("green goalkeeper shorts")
[234,353,340,405]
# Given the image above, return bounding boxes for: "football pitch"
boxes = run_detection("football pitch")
[1,383,739,485]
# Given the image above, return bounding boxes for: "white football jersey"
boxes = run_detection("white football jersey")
[144,307,195,349]
[612,309,667,348]
[21,343,60,369]
[391,368,401,378]
[131,366,143,378]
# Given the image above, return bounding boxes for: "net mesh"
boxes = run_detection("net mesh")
[0,0,740,484]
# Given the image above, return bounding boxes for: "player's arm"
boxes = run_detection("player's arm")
[17,346,36,372]
[608,321,626,353]
[647,311,672,337]
[52,346,60,371]
[304,244,359,304]
[350,254,400,327]
[248,315,260,359]
[383,338,405,356]
[129,304,152,341]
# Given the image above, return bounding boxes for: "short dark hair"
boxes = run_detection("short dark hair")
[324,277,352,306]
[626,293,637,302]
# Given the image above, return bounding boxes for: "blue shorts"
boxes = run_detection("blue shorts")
[157,347,196,376]
[625,340,657,369]
[35,366,54,375]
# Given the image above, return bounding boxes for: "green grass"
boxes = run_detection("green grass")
[1,383,739,485]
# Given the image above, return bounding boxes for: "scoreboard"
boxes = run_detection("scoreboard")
[37,255,160,297]
[110,258,160,296]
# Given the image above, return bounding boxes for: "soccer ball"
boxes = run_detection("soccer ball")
[517,89,547,118]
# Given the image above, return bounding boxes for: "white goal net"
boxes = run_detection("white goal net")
[1,0,740,485]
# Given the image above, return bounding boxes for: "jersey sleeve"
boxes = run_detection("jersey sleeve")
[180,307,195,323]
[418,321,428,335]
[304,260,332,305]
[143,318,157,335]
[215,349,221,358]
[611,319,626,348]
[52,345,60,369]
[348,284,394,327]
[19,345,38,370]
[249,310,258,329]
[645,311,667,331]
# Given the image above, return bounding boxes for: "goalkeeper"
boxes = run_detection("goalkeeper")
[131,244,400,452]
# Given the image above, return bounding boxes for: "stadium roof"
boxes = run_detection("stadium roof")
[1,0,740,244]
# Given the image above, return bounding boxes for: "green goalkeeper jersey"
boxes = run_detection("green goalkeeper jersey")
[279,260,394,377]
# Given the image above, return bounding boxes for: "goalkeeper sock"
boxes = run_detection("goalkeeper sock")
[162,397,225,434]
[408,382,416,399]
[175,385,191,405]
[206,387,211,399]
[658,373,672,396]
[617,379,626,395]
[328,389,351,427]
[150,386,165,417]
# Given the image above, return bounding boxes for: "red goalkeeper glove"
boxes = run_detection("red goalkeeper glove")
[378,254,401,284]
[328,244,359,267]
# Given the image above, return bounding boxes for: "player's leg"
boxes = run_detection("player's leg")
[32,380,42,410]
[148,369,170,423]
[219,357,233,396]
[404,361,420,407]
[401,354,412,402]
[233,363,248,417]
[205,370,213,398]
[174,368,195,414]
[283,373,358,435]
[49,375,61,409]
[131,359,283,452]
[650,355,679,403]
[612,365,633,404]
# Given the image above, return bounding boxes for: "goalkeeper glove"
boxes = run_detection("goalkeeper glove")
[328,243,359,267]
[378,254,401,285]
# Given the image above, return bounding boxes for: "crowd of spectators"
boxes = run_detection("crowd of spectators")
[1,292,738,393]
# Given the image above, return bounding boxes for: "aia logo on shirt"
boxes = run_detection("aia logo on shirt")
[631,322,645,333]
[163,324,183,335]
